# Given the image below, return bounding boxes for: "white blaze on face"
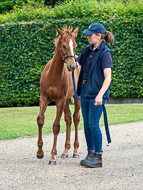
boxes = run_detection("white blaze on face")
[69,39,75,63]
[67,39,75,70]
[69,39,74,56]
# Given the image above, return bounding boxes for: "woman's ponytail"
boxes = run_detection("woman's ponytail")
[105,31,114,43]
[101,31,114,43]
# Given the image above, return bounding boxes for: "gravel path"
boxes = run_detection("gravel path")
[0,121,143,190]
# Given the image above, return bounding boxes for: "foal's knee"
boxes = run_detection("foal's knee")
[64,114,72,126]
[53,124,60,135]
[37,115,44,127]
[73,113,80,124]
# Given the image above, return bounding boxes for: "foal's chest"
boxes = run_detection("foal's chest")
[46,84,67,100]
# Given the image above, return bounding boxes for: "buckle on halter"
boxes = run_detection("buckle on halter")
[83,79,87,85]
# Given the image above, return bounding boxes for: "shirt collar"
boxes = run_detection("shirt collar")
[89,42,103,51]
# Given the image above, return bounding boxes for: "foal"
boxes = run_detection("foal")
[37,26,81,165]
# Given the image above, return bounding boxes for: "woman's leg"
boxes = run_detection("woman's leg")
[80,83,95,152]
[88,99,107,154]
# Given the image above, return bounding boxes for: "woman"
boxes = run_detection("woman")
[76,23,114,168]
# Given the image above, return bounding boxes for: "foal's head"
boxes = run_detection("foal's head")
[55,26,79,71]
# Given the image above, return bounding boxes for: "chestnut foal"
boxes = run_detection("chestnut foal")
[37,26,81,165]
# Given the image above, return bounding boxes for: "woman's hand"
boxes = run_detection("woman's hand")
[94,68,112,106]
[94,94,103,106]
[76,62,80,69]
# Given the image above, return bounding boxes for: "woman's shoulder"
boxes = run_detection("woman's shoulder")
[82,45,91,54]
[85,45,91,49]
[104,43,112,53]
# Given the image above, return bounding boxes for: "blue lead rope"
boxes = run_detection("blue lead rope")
[72,71,111,144]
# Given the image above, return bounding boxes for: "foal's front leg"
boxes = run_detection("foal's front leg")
[61,99,72,158]
[37,95,49,159]
[49,97,66,165]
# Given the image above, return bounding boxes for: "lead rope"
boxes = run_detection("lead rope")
[72,71,111,144]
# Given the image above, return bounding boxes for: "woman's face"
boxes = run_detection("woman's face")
[87,33,101,45]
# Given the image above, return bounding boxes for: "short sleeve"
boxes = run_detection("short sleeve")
[75,48,85,65]
[101,51,113,70]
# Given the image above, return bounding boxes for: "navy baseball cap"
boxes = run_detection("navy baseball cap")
[83,23,106,35]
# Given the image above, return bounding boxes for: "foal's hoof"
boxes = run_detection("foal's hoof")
[37,154,44,159]
[61,153,68,158]
[73,153,79,158]
[49,160,56,165]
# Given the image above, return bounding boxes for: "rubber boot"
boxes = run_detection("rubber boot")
[84,152,102,168]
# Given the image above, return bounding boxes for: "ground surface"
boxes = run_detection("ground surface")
[0,121,143,190]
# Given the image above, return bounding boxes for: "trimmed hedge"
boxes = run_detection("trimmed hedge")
[0,0,28,14]
[0,0,143,107]
[44,0,65,6]
[0,0,143,24]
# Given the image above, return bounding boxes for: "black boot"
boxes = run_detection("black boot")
[84,152,102,168]
[80,150,93,166]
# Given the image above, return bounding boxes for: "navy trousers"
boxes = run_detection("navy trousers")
[80,82,107,154]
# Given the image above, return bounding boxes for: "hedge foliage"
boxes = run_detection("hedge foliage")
[0,0,28,14]
[0,0,143,107]
[0,0,66,15]
[0,0,143,23]
[44,0,65,6]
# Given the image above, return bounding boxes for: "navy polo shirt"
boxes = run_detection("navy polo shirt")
[76,43,113,80]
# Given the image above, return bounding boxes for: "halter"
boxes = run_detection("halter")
[59,38,75,64]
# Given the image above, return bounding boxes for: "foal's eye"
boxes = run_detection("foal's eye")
[62,45,66,49]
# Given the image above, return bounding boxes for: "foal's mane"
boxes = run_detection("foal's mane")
[54,26,74,47]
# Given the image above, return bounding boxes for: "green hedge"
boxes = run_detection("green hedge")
[0,0,143,107]
[0,0,143,24]
[0,0,28,14]
[44,0,65,6]
[0,0,65,15]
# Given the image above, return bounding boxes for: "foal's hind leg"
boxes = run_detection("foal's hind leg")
[37,95,49,159]
[61,99,72,158]
[73,95,81,158]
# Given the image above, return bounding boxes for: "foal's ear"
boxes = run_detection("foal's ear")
[72,26,79,38]
[56,26,63,36]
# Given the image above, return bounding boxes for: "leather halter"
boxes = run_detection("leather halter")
[59,38,75,63]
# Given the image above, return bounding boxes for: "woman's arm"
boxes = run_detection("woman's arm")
[94,68,112,106]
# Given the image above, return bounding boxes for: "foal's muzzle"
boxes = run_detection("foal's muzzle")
[67,61,76,72]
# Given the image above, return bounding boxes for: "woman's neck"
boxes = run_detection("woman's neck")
[93,40,103,50]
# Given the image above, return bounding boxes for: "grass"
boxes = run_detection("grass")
[0,104,143,140]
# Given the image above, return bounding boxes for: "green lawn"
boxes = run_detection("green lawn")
[0,104,143,140]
